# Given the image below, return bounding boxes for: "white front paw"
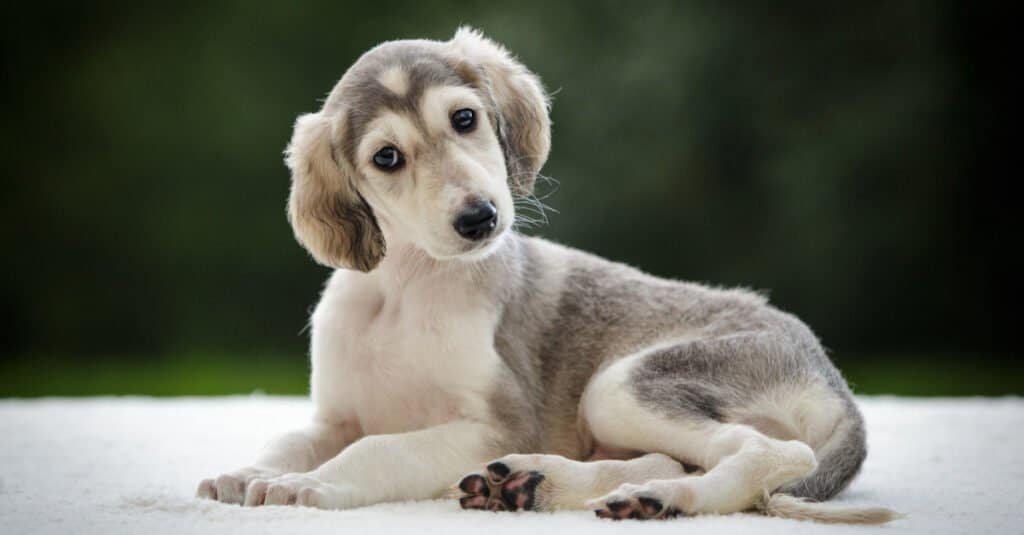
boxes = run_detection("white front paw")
[197,466,281,504]
[244,472,356,509]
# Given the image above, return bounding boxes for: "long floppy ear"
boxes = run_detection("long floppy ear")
[285,112,385,272]
[450,27,551,195]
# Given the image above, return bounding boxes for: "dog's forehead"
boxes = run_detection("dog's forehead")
[332,41,482,159]
[352,42,464,100]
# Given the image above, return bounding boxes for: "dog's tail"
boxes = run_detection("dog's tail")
[756,492,901,524]
[754,399,900,524]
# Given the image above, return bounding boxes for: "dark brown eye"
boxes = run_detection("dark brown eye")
[451,108,475,133]
[373,146,403,170]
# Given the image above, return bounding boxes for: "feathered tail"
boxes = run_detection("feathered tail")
[757,492,901,524]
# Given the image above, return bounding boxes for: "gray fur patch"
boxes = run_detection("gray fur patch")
[630,348,726,421]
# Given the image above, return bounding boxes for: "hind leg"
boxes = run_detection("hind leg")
[456,452,692,512]
[581,346,818,518]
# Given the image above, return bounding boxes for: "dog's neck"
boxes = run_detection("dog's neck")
[370,231,519,294]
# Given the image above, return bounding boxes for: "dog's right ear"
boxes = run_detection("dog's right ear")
[285,112,385,272]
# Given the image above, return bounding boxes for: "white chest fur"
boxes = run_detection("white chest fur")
[308,266,500,436]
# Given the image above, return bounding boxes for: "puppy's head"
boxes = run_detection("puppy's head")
[286,27,550,271]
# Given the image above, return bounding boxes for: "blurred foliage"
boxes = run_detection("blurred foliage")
[0,354,1017,397]
[1,2,1011,395]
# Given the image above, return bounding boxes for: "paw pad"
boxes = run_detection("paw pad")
[592,496,682,520]
[458,462,545,512]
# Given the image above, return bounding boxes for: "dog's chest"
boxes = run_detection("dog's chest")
[312,275,498,435]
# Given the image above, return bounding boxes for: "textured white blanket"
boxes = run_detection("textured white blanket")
[2,396,1021,534]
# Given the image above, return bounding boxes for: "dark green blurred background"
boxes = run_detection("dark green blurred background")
[1,2,1011,396]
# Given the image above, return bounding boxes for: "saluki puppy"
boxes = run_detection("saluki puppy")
[197,27,896,523]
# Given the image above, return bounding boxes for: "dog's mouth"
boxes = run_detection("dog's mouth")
[438,219,508,262]
[467,217,508,245]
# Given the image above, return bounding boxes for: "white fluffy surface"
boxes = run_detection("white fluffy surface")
[1,396,1022,535]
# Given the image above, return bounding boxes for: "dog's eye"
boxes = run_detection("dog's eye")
[451,108,476,133]
[372,146,404,171]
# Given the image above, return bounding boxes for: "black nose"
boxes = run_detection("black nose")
[454,201,498,241]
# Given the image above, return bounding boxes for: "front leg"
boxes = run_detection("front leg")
[245,419,500,509]
[197,419,358,504]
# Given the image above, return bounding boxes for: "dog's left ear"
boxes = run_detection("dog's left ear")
[449,27,551,195]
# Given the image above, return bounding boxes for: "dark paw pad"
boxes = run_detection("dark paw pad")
[458,467,545,512]
[499,471,544,511]
[457,473,490,511]
[637,496,665,516]
[460,494,488,509]
[486,462,511,482]
[593,497,682,520]
[459,474,489,496]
